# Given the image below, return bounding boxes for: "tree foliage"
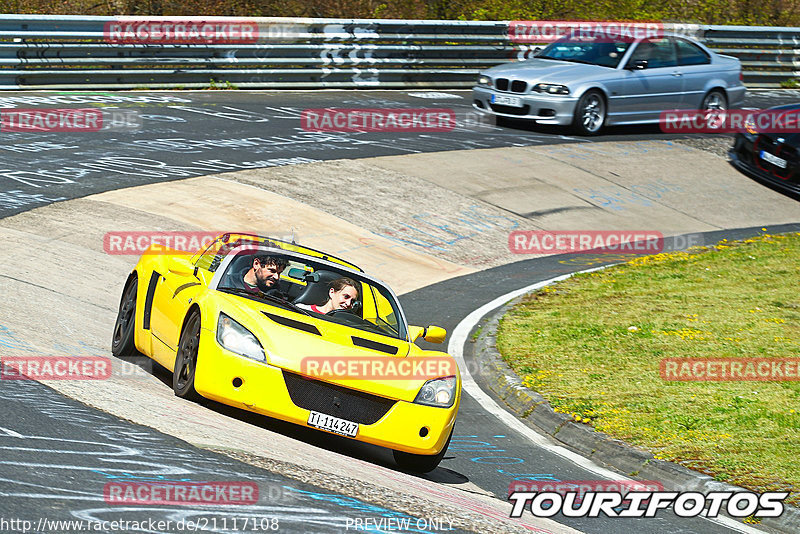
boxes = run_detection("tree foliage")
[1,0,798,25]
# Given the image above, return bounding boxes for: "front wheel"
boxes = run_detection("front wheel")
[173,312,202,401]
[572,90,606,136]
[393,430,453,474]
[112,276,139,357]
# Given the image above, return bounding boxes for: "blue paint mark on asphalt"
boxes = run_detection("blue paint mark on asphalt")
[452,434,561,487]
[470,457,525,465]
[574,179,684,211]
[0,324,39,352]
[376,205,519,251]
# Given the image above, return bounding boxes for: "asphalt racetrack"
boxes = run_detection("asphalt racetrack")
[1,88,797,219]
[1,89,799,534]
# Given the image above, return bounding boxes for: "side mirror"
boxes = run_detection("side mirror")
[409,325,447,344]
[627,59,648,70]
[168,256,194,276]
[424,326,447,344]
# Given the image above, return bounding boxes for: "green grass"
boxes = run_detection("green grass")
[206,78,238,90]
[470,325,483,342]
[497,232,800,503]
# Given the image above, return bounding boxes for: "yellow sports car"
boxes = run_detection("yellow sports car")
[112,233,460,473]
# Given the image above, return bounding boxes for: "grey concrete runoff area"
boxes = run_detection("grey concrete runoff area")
[0,89,799,534]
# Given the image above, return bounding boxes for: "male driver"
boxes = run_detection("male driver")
[242,255,288,294]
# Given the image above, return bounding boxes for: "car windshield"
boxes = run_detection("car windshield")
[196,237,407,341]
[537,39,632,68]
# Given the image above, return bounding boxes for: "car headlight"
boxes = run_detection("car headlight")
[743,114,758,139]
[533,83,570,95]
[217,313,265,362]
[414,376,457,408]
[478,75,492,87]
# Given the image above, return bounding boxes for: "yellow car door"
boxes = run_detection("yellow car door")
[150,257,203,365]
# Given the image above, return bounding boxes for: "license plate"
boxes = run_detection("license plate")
[491,94,523,107]
[307,411,359,437]
[760,150,787,169]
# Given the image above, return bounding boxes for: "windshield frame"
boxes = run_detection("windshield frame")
[209,244,410,341]
[536,37,635,69]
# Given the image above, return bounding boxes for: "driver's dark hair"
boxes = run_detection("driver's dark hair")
[329,277,358,295]
[254,255,288,270]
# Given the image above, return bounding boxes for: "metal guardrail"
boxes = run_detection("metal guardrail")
[0,15,797,89]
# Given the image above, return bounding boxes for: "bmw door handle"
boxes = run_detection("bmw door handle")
[672,71,683,77]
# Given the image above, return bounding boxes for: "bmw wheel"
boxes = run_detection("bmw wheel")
[701,89,728,111]
[700,90,729,131]
[572,90,606,135]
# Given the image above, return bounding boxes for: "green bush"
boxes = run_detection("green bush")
[5,0,800,25]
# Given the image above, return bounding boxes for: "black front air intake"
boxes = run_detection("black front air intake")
[283,371,396,425]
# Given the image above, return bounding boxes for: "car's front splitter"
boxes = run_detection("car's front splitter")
[193,328,458,456]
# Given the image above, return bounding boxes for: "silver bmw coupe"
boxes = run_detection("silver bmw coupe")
[472,34,745,135]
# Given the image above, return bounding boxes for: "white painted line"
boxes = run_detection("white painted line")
[448,268,616,474]
[0,426,23,438]
[407,92,463,99]
[448,267,766,534]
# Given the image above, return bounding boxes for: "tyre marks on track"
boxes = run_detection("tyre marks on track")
[0,379,464,534]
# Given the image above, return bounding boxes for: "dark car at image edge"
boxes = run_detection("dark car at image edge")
[729,103,800,199]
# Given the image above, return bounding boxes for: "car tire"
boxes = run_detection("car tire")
[700,89,728,111]
[495,115,514,128]
[392,430,452,474]
[173,311,202,401]
[572,90,606,136]
[111,275,139,357]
